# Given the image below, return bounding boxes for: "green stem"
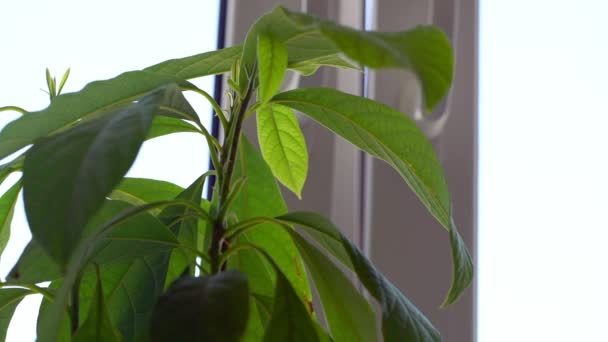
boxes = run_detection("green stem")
[70,274,81,332]
[187,86,229,130]
[0,106,26,115]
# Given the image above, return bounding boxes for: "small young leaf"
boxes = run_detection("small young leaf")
[150,272,249,342]
[23,84,188,267]
[279,212,442,342]
[73,266,121,342]
[57,68,71,95]
[0,180,21,263]
[257,104,308,197]
[0,288,32,341]
[291,233,377,342]
[257,34,288,102]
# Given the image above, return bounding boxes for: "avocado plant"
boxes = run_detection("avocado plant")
[0,5,472,342]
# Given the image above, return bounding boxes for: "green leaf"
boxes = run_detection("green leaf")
[7,199,180,285]
[229,137,311,305]
[443,219,473,307]
[290,233,377,342]
[272,88,473,305]
[147,116,200,140]
[110,178,184,215]
[150,273,249,342]
[289,54,358,76]
[257,104,308,197]
[73,266,122,342]
[0,288,32,341]
[282,9,453,111]
[23,84,188,267]
[278,212,441,342]
[57,68,70,95]
[0,71,189,160]
[257,34,288,102]
[0,181,21,263]
[145,45,242,79]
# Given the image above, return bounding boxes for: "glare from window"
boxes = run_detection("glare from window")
[478,1,608,341]
[0,1,219,340]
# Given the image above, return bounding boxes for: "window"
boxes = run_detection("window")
[478,1,608,341]
[0,1,221,339]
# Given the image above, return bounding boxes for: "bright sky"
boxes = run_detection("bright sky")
[478,1,608,341]
[0,0,219,340]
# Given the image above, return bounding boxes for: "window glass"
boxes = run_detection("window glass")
[0,1,220,340]
[478,1,608,341]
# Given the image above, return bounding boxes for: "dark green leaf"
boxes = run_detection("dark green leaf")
[279,212,441,342]
[7,240,61,284]
[257,104,308,197]
[0,288,32,341]
[272,88,450,227]
[0,181,21,263]
[23,84,188,267]
[282,9,453,111]
[145,46,242,80]
[229,137,311,309]
[0,71,189,160]
[443,218,473,307]
[150,273,249,342]
[257,34,288,102]
[73,266,122,342]
[290,233,377,342]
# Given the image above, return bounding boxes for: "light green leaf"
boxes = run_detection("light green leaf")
[289,54,358,76]
[110,178,184,215]
[282,9,453,111]
[0,71,190,160]
[0,181,21,263]
[23,84,189,267]
[73,266,122,342]
[145,45,242,79]
[150,273,249,342]
[257,104,308,197]
[7,240,61,284]
[272,88,473,305]
[0,288,32,341]
[147,116,200,140]
[257,34,288,102]
[229,137,312,337]
[279,212,441,342]
[291,233,376,342]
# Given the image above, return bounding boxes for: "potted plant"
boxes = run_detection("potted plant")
[0,5,472,342]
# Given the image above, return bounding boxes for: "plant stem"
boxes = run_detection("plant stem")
[70,275,81,333]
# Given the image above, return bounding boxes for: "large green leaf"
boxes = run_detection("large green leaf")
[282,9,452,111]
[147,116,200,140]
[0,71,190,160]
[23,84,191,267]
[291,233,377,342]
[7,199,179,285]
[150,273,249,342]
[228,137,312,338]
[145,45,242,80]
[272,88,472,305]
[278,212,441,342]
[0,288,32,341]
[257,104,308,197]
[73,267,121,342]
[0,181,21,263]
[257,34,288,102]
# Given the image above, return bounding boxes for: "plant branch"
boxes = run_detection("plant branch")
[0,106,26,115]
